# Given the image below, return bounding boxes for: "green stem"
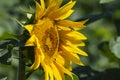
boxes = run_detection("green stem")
[18,47,26,80]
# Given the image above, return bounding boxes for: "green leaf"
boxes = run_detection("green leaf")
[0,39,19,65]
[99,42,119,63]
[113,10,120,19]
[0,49,8,57]
[72,73,79,80]
[109,37,120,59]
[0,77,7,80]
[100,0,115,4]
[65,73,79,80]
[0,32,18,41]
[7,47,19,66]
[26,69,44,80]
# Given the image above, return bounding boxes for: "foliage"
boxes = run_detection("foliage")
[0,0,120,80]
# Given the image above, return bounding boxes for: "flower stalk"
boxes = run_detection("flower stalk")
[18,47,26,80]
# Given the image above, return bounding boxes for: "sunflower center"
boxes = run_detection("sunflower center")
[34,19,59,58]
[43,27,59,57]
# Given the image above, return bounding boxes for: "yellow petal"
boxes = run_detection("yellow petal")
[24,25,33,33]
[30,48,41,70]
[48,1,76,20]
[70,41,86,46]
[59,30,87,46]
[42,62,49,80]
[56,10,74,20]
[48,67,54,80]
[40,0,45,9]
[80,19,89,24]
[51,62,62,80]
[46,0,63,9]
[45,0,63,17]
[61,30,87,40]
[42,62,54,80]
[55,54,65,66]
[55,53,72,70]
[55,62,73,80]
[60,46,84,66]
[57,20,87,30]
[64,60,72,71]
[25,35,35,46]
[34,37,41,48]
[61,41,88,56]
[58,26,71,31]
[35,1,44,20]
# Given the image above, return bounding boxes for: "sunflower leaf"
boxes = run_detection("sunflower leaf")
[65,73,79,80]
[98,41,120,63]
[0,39,19,65]
[0,32,18,41]
[109,37,120,59]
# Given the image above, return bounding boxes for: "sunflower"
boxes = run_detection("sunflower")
[24,0,88,80]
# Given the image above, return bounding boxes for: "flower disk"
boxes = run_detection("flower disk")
[24,0,88,80]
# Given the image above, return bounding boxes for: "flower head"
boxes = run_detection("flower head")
[24,0,88,80]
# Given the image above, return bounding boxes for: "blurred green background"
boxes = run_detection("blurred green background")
[0,0,120,80]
